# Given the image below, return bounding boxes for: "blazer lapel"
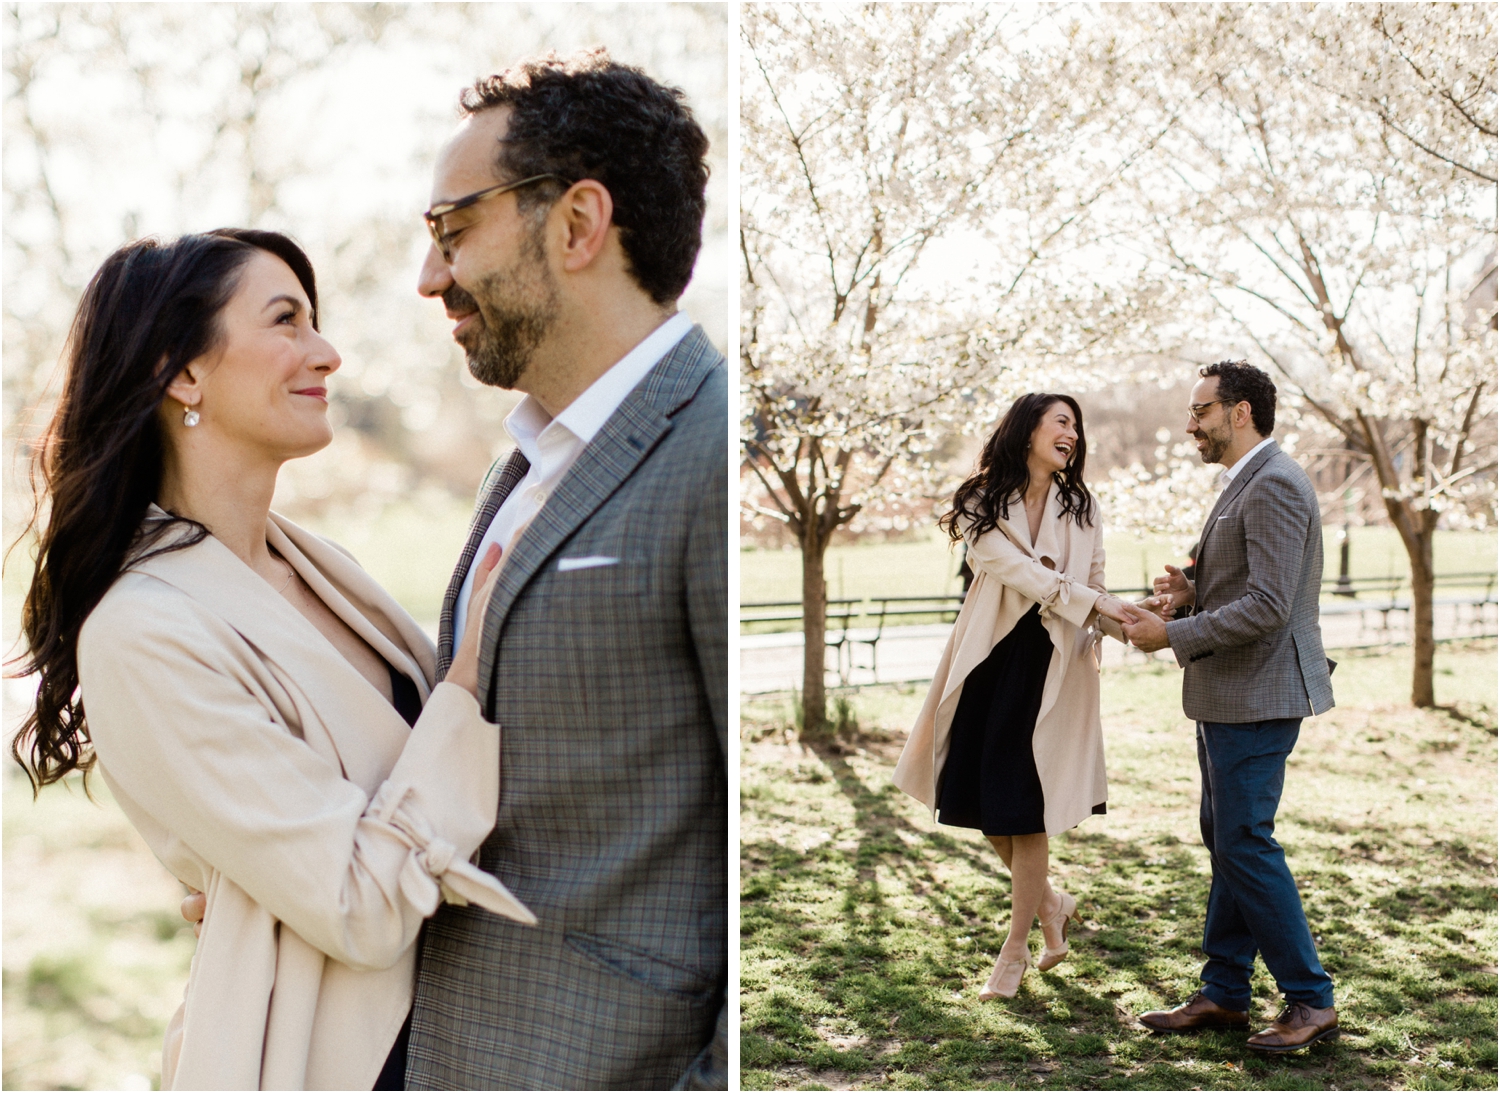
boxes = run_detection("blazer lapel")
[437,449,529,672]
[1195,441,1280,562]
[131,523,412,794]
[473,325,718,716]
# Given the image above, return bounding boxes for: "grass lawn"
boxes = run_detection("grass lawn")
[739,641,1499,1091]
[2,769,193,1091]
[739,528,1498,607]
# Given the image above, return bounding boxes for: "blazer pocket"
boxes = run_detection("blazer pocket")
[549,556,647,597]
[557,555,619,572]
[564,931,716,1002]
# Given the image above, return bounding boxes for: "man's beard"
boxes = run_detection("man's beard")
[447,228,559,390]
[1194,421,1232,465]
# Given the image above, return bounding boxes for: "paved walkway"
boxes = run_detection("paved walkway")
[741,599,1498,694]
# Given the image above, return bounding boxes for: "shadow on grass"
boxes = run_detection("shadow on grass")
[742,738,1499,1090]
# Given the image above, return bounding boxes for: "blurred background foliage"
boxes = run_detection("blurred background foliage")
[4,1,728,627]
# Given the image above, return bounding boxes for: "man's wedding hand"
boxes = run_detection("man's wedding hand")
[446,543,504,697]
[1119,603,1171,653]
[181,889,205,938]
[1152,564,1195,617]
[1134,594,1168,617]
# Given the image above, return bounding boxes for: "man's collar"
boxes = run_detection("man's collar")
[555,311,692,443]
[1220,435,1275,485]
[501,311,692,448]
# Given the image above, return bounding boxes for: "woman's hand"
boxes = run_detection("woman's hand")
[1093,594,1134,624]
[181,889,205,938]
[444,543,504,698]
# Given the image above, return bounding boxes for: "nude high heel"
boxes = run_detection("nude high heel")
[979,948,1032,1000]
[1037,890,1082,972]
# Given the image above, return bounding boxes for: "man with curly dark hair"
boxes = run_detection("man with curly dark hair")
[1122,360,1338,1053]
[404,49,727,1090]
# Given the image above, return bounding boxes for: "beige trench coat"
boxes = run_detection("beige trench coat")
[78,510,534,1091]
[892,486,1122,836]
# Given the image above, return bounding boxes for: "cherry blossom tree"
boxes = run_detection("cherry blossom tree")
[741,2,1177,734]
[1118,2,1496,707]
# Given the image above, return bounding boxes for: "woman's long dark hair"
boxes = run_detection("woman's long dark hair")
[939,393,1095,542]
[10,228,319,792]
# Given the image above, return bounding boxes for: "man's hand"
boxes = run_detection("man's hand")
[181,889,205,938]
[1152,564,1195,619]
[1120,603,1171,652]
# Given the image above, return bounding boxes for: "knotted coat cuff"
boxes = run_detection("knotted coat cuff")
[370,780,537,925]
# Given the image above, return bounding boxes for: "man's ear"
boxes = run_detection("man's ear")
[556,180,614,274]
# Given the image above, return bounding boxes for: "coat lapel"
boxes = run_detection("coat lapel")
[437,449,530,673]
[994,481,1066,567]
[131,516,413,794]
[472,325,718,716]
[268,515,434,697]
[1032,483,1067,571]
[996,492,1038,558]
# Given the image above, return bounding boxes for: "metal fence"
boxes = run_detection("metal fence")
[740,572,1499,686]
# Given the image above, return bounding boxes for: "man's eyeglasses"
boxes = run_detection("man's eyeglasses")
[1187,398,1235,423]
[423,174,572,262]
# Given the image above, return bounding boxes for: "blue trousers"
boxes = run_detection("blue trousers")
[1195,719,1335,1010]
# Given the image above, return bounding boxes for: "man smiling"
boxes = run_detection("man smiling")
[1121,360,1338,1053]
[406,51,727,1090]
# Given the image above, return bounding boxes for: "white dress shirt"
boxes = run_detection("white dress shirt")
[1218,436,1274,489]
[451,311,692,641]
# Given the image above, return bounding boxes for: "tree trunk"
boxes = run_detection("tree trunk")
[800,534,829,738]
[1406,523,1437,708]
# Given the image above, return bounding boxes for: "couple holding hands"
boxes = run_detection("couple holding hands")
[15,53,726,1090]
[894,361,1340,1053]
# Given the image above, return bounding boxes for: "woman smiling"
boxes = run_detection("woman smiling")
[12,229,532,1090]
[894,393,1140,1002]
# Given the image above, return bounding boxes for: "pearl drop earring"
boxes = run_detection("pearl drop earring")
[183,405,200,427]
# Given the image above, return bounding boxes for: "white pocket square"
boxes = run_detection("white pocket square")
[1217,515,1229,521]
[557,556,619,572]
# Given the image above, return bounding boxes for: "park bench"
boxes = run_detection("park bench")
[849,595,965,678]
[740,597,861,682]
[1317,571,1497,642]
[740,571,1497,680]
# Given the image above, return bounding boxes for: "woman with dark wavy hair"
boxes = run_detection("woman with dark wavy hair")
[894,393,1142,1001]
[11,229,532,1090]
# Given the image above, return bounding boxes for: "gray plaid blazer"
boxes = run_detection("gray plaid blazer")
[406,326,728,1091]
[1165,441,1335,723]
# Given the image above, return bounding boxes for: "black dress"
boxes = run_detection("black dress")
[372,662,422,1092]
[936,603,1053,835]
[936,603,1107,836]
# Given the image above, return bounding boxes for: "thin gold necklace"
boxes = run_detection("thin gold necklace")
[269,552,294,594]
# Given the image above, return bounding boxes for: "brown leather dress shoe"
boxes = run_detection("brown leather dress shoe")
[1246,1002,1339,1052]
[1138,990,1250,1033]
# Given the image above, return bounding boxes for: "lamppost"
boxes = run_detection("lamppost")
[1335,459,1354,597]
